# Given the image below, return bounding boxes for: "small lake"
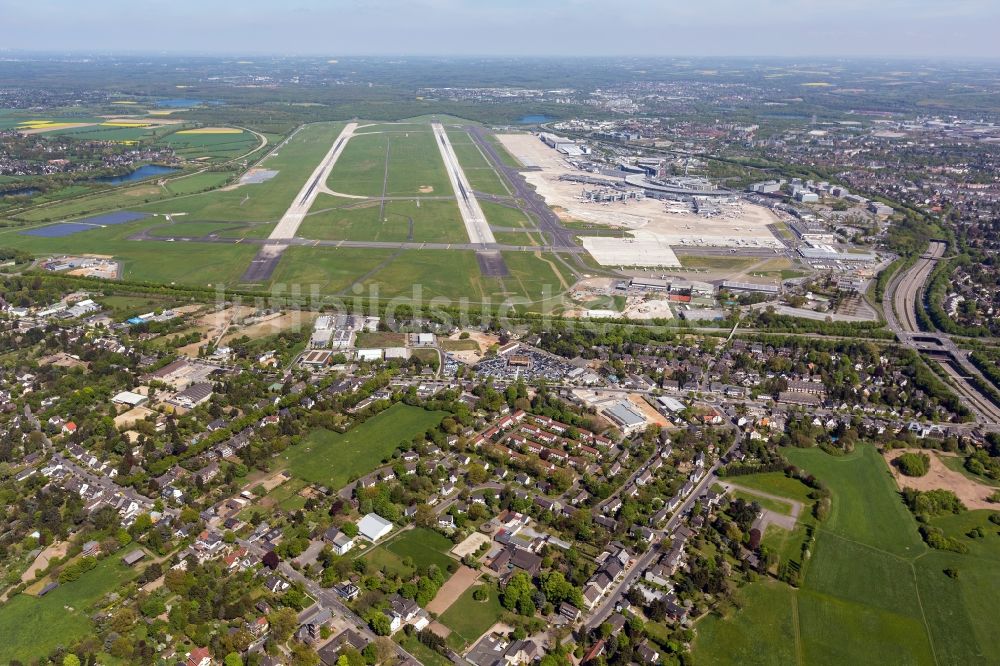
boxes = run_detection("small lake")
[518,115,554,124]
[97,164,179,185]
[1,187,39,198]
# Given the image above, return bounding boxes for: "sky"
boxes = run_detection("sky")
[1,0,999,58]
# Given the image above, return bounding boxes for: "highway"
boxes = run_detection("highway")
[884,241,1000,425]
[268,122,358,240]
[891,241,946,334]
[433,123,496,245]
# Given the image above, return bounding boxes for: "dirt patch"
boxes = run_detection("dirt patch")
[250,470,292,494]
[21,541,69,583]
[418,185,434,193]
[451,533,491,559]
[885,449,998,510]
[426,566,480,615]
[219,310,317,346]
[428,621,452,639]
[627,393,669,427]
[114,405,156,429]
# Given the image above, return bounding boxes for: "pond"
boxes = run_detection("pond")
[96,164,179,185]
[0,187,39,198]
[518,115,554,124]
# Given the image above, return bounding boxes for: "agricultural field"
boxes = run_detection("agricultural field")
[695,444,1000,666]
[362,528,455,578]
[280,403,447,488]
[438,583,506,650]
[326,125,451,197]
[0,549,143,663]
[159,127,259,160]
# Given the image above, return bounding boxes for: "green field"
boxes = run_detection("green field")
[480,200,534,230]
[731,489,793,516]
[268,246,398,294]
[446,129,509,195]
[695,444,1000,666]
[300,195,469,243]
[363,528,454,577]
[0,549,142,663]
[0,216,258,287]
[398,634,452,666]
[438,584,505,649]
[280,403,447,488]
[160,129,258,160]
[328,126,451,197]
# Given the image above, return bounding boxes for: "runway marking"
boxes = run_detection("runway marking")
[268,122,358,240]
[432,123,496,245]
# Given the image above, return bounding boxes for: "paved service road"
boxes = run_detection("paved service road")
[268,122,358,240]
[433,123,496,245]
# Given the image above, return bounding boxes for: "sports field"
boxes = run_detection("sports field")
[0,549,142,663]
[280,403,447,488]
[694,444,1000,666]
[363,528,455,578]
[439,583,505,650]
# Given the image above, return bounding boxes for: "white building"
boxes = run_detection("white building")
[357,513,393,542]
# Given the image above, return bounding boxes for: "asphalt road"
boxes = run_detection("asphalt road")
[465,125,578,250]
[884,241,1000,425]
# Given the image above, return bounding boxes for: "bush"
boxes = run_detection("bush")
[903,488,966,518]
[920,525,969,553]
[894,452,930,477]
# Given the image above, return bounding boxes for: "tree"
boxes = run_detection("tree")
[269,607,298,643]
[367,611,392,636]
[501,573,536,616]
[224,654,243,666]
[63,656,81,666]
[290,643,320,666]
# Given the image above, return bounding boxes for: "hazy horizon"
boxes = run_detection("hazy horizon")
[1,0,998,59]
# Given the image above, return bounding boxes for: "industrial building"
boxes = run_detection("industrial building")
[603,401,648,434]
[798,247,878,263]
[539,132,589,156]
[720,280,781,295]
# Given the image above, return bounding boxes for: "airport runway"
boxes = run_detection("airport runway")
[267,122,358,240]
[432,123,495,245]
[466,125,578,250]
